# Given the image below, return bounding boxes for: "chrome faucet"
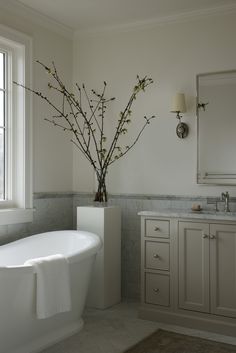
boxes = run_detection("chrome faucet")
[221,191,230,212]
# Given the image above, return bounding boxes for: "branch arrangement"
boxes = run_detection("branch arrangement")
[14,61,155,201]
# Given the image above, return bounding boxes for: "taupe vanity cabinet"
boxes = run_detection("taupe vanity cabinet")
[178,221,210,314]
[142,219,171,308]
[179,221,236,318]
[210,223,236,318]
[139,211,236,336]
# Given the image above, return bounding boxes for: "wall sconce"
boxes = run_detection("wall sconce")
[197,102,209,111]
[171,93,188,139]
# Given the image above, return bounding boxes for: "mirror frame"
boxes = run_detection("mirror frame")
[196,70,236,185]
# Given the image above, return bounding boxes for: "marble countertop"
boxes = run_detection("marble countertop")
[138,209,236,221]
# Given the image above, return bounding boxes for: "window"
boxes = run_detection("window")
[0,52,6,200]
[0,25,33,225]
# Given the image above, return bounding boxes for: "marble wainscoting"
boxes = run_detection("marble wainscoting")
[0,193,73,246]
[73,192,236,301]
[1,192,236,301]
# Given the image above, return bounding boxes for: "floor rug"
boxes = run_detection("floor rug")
[124,329,236,353]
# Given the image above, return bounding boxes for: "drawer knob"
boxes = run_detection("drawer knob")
[202,234,208,239]
[210,235,216,239]
[153,288,160,294]
[154,227,160,231]
[153,253,159,259]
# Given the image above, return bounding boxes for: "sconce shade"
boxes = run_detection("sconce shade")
[171,93,186,113]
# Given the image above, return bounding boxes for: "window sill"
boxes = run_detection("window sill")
[0,208,34,226]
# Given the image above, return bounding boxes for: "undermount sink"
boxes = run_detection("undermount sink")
[138,209,236,221]
[193,209,236,215]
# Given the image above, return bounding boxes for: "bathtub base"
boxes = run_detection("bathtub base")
[0,230,102,353]
[11,319,84,353]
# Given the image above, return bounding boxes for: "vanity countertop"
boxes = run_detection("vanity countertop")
[138,209,236,221]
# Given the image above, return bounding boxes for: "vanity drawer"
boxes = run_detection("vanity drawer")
[145,219,170,238]
[145,241,170,271]
[145,273,170,306]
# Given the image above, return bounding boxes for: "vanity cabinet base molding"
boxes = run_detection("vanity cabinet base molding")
[139,213,236,336]
[139,306,236,337]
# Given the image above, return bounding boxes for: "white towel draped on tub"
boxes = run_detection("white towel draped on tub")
[25,254,71,319]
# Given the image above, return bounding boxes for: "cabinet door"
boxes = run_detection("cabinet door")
[210,224,236,318]
[178,222,210,313]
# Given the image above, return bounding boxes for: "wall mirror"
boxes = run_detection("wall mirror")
[197,70,236,185]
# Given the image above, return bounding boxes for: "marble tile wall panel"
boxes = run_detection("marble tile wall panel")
[0,196,73,246]
[2,192,236,301]
[72,193,236,301]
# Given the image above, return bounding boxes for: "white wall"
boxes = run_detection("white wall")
[73,12,236,197]
[0,3,73,192]
[1,6,236,197]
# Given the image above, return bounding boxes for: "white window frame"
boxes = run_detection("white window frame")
[0,25,33,225]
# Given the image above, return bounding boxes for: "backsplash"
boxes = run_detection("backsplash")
[1,192,236,301]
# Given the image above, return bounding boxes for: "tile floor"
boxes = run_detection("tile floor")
[40,302,236,353]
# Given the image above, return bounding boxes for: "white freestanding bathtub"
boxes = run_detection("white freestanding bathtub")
[0,230,102,353]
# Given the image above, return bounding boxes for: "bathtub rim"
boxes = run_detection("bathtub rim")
[0,230,102,274]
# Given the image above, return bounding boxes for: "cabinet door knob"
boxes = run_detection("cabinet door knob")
[153,253,159,259]
[210,235,216,239]
[202,234,208,239]
[154,227,160,231]
[153,288,160,294]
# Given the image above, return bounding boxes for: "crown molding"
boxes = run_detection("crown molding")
[1,1,235,40]
[75,3,236,38]
[0,0,73,40]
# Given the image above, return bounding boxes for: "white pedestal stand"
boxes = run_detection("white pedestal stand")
[77,205,121,309]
